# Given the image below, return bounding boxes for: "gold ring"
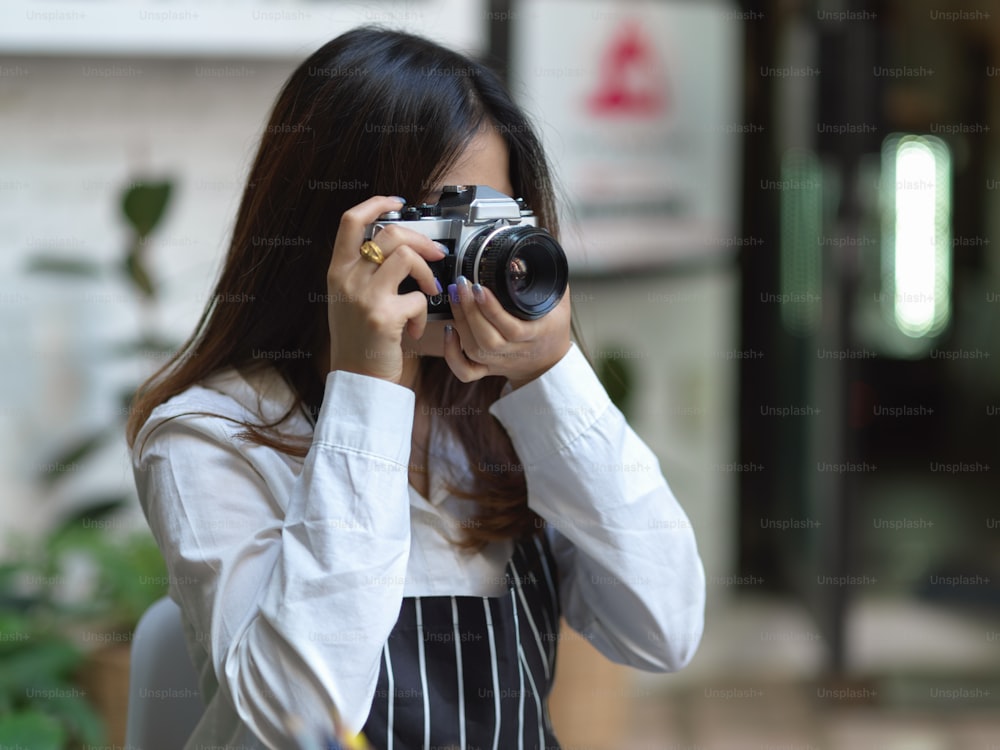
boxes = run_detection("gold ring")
[359,240,385,266]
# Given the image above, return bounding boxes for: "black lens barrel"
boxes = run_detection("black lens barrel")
[463,226,568,320]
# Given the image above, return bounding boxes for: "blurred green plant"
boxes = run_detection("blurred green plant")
[0,503,169,748]
[595,344,637,420]
[28,179,171,298]
[45,517,170,633]
[0,560,104,749]
[6,177,177,747]
[28,178,175,513]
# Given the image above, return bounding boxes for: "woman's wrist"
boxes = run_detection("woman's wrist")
[505,339,572,390]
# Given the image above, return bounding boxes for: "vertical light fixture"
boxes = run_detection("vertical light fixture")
[880,134,951,341]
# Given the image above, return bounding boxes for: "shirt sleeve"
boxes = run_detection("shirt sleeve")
[488,343,706,672]
[132,370,415,747]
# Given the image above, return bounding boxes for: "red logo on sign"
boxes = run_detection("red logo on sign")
[587,21,668,117]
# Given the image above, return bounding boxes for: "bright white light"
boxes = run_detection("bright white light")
[894,142,936,335]
[888,135,950,338]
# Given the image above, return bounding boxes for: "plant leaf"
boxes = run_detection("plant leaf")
[0,710,66,750]
[124,250,156,299]
[596,349,635,419]
[112,533,169,627]
[26,257,103,277]
[50,496,129,540]
[121,180,172,238]
[39,691,106,746]
[109,334,177,358]
[0,639,82,694]
[0,613,34,652]
[37,427,115,486]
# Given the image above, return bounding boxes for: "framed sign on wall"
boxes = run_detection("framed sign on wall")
[510,0,743,274]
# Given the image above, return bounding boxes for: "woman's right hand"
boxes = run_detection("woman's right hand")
[326,196,446,385]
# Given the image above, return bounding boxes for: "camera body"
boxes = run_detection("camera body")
[365,185,568,321]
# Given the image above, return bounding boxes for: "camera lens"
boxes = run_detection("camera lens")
[463,226,568,320]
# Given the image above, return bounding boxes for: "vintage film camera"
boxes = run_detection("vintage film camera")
[366,185,568,320]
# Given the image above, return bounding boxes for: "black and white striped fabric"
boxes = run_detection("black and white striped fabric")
[362,532,562,750]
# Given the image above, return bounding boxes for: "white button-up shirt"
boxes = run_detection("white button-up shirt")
[132,344,705,749]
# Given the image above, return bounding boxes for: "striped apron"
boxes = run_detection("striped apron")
[362,533,562,750]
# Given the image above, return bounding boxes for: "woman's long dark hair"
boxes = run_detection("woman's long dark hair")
[127,27,560,547]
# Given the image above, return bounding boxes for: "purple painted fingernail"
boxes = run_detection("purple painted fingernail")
[434,278,444,294]
[447,283,459,304]
[456,275,470,289]
[472,283,485,303]
[391,196,407,204]
[444,324,454,340]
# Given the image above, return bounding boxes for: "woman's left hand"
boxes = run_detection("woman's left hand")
[443,276,572,389]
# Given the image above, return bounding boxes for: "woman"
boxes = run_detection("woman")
[128,26,705,750]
